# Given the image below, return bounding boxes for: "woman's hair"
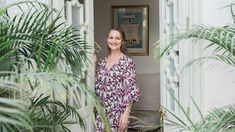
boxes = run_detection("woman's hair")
[106,27,129,55]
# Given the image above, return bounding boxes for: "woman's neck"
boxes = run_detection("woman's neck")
[109,51,123,58]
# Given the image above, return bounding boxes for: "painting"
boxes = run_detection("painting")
[112,5,149,56]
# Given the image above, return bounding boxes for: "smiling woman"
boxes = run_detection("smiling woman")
[95,27,141,132]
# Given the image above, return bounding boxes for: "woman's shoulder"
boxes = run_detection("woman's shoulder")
[123,55,136,67]
[96,56,106,65]
[123,54,134,62]
[97,56,106,61]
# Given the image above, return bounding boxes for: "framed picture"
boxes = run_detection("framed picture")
[111,5,149,56]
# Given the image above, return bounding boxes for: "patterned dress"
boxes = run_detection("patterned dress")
[95,54,140,132]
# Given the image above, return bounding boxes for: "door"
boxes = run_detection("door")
[160,0,180,131]
[160,0,202,131]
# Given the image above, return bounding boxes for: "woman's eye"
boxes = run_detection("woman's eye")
[115,37,121,40]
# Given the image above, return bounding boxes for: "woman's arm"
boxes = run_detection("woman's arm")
[124,103,132,114]
[119,103,133,132]
[119,57,140,132]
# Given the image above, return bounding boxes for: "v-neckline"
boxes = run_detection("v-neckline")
[106,54,125,71]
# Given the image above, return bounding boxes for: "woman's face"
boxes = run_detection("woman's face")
[107,30,123,52]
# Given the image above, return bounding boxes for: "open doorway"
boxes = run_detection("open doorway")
[94,0,160,131]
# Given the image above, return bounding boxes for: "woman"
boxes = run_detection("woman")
[95,27,140,132]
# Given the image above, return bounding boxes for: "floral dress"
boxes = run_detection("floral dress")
[95,54,140,132]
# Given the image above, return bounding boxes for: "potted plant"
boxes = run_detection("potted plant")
[0,1,110,131]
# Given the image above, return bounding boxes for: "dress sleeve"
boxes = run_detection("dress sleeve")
[122,58,140,106]
[95,58,103,95]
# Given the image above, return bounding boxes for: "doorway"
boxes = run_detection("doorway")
[94,0,161,131]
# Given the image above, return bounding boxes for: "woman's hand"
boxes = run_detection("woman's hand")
[119,111,130,132]
[93,53,97,62]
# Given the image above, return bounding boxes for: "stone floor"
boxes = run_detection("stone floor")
[128,129,161,132]
[128,110,161,132]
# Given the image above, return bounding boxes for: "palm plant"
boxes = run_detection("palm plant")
[161,91,235,132]
[0,87,32,131]
[155,4,235,132]
[0,1,110,132]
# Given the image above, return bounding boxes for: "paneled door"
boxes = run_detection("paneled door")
[160,0,202,131]
[160,0,180,131]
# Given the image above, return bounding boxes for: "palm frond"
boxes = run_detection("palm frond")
[28,94,85,132]
[160,25,235,60]
[0,70,111,131]
[190,96,205,121]
[167,88,197,129]
[0,75,32,131]
[0,98,32,131]
[153,40,160,59]
[0,1,90,73]
[0,1,110,131]
[193,105,235,131]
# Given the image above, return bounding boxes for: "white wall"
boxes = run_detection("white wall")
[202,0,235,112]
[202,0,233,26]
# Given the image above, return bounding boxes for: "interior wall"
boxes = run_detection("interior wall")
[94,0,160,110]
[202,0,235,112]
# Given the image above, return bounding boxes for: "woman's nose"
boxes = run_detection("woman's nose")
[111,39,116,43]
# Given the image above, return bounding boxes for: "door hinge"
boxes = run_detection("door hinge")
[158,107,166,122]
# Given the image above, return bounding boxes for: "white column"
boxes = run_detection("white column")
[84,0,95,131]
[64,0,95,131]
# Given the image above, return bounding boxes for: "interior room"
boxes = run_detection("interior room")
[94,0,160,131]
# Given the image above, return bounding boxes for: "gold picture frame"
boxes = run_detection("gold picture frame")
[111,5,149,56]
